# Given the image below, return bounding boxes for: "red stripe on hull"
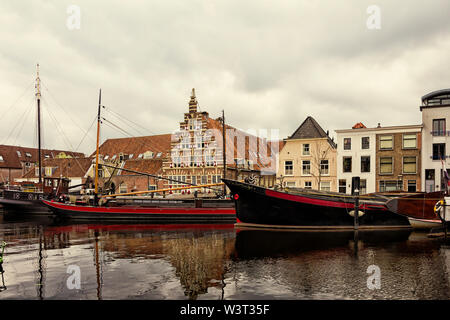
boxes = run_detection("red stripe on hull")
[43,200,236,215]
[265,189,354,209]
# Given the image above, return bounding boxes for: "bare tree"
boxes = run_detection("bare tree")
[310,142,332,190]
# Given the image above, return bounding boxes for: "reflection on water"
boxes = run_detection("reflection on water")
[0,212,449,300]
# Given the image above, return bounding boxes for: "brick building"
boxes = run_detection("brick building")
[0,144,84,185]
[375,125,422,192]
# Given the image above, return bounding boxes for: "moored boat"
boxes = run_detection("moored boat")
[385,191,443,228]
[42,198,236,222]
[223,178,411,230]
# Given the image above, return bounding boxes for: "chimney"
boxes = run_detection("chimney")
[377,123,381,128]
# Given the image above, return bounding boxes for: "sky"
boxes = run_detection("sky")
[1,0,450,156]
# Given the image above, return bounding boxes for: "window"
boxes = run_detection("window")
[45,167,53,176]
[432,143,445,160]
[286,181,295,187]
[320,160,329,175]
[320,181,331,192]
[138,154,143,159]
[339,179,346,193]
[407,180,416,192]
[44,154,50,159]
[432,119,446,136]
[361,156,370,173]
[192,176,197,185]
[25,152,32,157]
[303,144,310,155]
[403,156,417,174]
[119,184,127,193]
[379,180,402,192]
[403,134,417,149]
[361,137,369,149]
[360,179,367,194]
[0,155,3,161]
[129,154,133,159]
[284,161,293,175]
[104,155,109,160]
[16,151,21,157]
[156,152,162,158]
[380,157,393,174]
[380,135,393,150]
[343,138,351,150]
[343,157,352,173]
[304,181,312,189]
[201,176,207,184]
[148,185,157,191]
[302,160,311,175]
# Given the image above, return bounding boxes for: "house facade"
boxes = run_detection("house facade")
[278,116,337,191]
[420,89,450,192]
[335,123,376,194]
[375,125,422,192]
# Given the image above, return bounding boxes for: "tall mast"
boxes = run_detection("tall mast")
[222,109,226,196]
[36,64,42,186]
[94,89,101,195]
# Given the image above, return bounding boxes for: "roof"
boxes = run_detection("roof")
[120,159,163,176]
[21,157,92,179]
[352,122,367,129]
[93,134,172,160]
[289,116,329,139]
[287,116,336,148]
[421,88,450,102]
[0,144,85,169]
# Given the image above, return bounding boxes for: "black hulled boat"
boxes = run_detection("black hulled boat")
[222,179,411,229]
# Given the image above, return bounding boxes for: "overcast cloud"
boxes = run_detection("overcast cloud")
[1,0,450,155]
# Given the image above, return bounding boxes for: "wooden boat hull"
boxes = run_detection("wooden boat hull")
[42,200,236,222]
[222,179,411,229]
[385,191,443,221]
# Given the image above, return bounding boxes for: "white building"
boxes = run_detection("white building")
[335,123,376,194]
[420,89,450,192]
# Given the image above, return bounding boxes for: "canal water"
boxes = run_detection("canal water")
[0,211,449,300]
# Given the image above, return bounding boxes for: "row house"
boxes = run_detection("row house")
[278,116,337,191]
[0,144,84,184]
[420,89,450,192]
[336,123,422,194]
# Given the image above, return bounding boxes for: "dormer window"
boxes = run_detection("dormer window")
[156,152,162,158]
[138,154,143,159]
[129,154,133,159]
[0,155,4,161]
[44,154,50,159]
[104,155,109,160]
[17,151,21,157]
[25,152,32,157]
[111,155,117,160]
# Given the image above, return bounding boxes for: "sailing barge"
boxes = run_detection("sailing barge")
[223,179,411,229]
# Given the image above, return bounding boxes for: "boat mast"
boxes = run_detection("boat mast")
[36,64,42,186]
[94,89,101,196]
[222,109,227,196]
